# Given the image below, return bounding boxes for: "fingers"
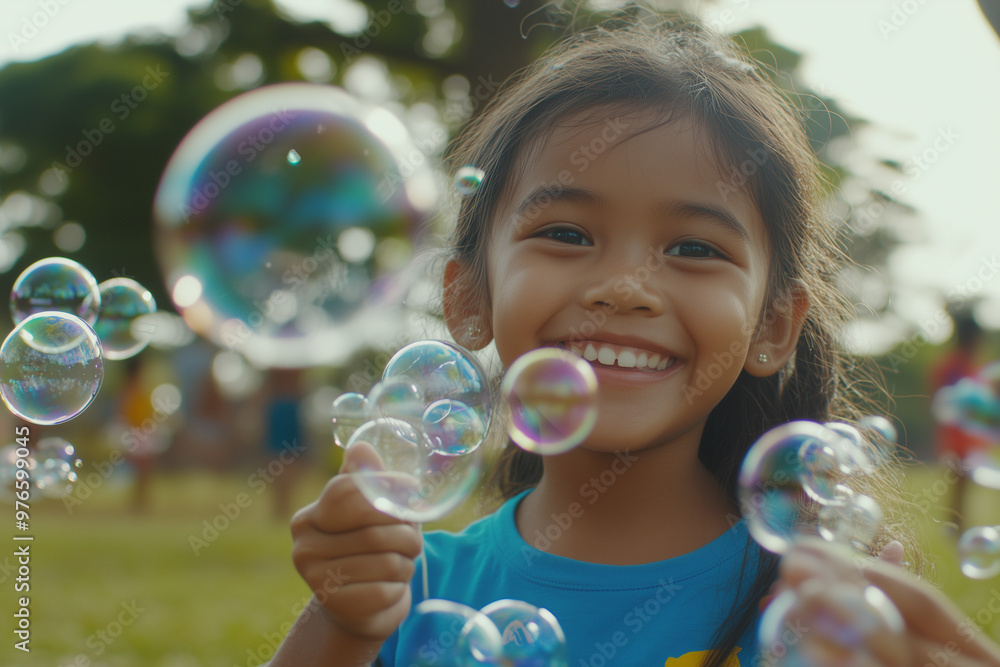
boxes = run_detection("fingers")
[779,538,1000,666]
[293,472,412,536]
[877,540,905,567]
[339,441,385,473]
[294,529,421,579]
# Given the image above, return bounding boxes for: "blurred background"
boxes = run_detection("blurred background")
[0,0,999,664]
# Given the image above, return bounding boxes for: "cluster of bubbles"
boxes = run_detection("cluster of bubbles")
[1,257,157,425]
[330,343,596,663]
[332,344,603,521]
[738,419,892,555]
[331,340,492,523]
[932,361,1000,580]
[400,598,566,666]
[0,258,156,503]
[738,418,905,662]
[153,83,433,369]
[0,437,82,500]
[501,347,599,455]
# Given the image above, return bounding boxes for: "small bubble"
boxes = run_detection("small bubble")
[502,348,598,455]
[958,525,1000,579]
[454,165,485,196]
[286,148,301,165]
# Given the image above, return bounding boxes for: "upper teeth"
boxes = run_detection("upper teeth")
[568,342,674,370]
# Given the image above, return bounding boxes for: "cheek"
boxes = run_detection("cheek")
[681,285,756,338]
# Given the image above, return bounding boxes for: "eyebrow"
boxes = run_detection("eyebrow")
[512,186,603,221]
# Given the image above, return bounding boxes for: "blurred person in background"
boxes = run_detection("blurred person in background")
[263,367,307,519]
[929,309,992,532]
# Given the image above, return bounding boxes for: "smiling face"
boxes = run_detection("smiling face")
[480,108,777,454]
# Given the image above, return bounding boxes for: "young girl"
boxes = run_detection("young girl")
[272,18,1000,667]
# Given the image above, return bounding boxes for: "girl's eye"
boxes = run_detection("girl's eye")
[539,226,592,246]
[665,240,721,258]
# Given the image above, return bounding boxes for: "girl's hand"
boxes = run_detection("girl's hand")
[290,443,423,642]
[773,538,1000,667]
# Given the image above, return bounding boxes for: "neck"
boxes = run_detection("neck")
[514,436,737,565]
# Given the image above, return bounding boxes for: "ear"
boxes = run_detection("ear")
[744,285,810,378]
[443,258,492,351]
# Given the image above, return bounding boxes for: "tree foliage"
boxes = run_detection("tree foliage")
[0,0,901,334]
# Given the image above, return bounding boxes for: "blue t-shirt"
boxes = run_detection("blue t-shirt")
[379,490,762,665]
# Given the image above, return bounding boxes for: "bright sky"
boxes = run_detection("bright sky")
[2,0,999,345]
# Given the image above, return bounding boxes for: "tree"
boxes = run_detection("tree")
[0,0,900,345]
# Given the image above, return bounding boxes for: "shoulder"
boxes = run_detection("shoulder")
[422,493,520,560]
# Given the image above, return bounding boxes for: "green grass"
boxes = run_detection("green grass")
[3,464,998,666]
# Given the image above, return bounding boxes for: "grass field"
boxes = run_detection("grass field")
[2,463,999,666]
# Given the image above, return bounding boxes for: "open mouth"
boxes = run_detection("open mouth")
[561,341,677,371]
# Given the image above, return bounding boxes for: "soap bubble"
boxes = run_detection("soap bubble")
[153,83,430,368]
[381,340,493,446]
[422,399,487,456]
[958,525,1000,579]
[759,586,903,665]
[369,377,426,427]
[797,437,852,503]
[400,599,503,666]
[501,347,598,455]
[346,417,482,522]
[331,392,369,448]
[817,491,884,551]
[454,165,485,196]
[10,257,100,326]
[479,599,568,667]
[0,312,104,425]
[823,422,875,475]
[857,415,898,463]
[738,421,835,554]
[93,278,157,360]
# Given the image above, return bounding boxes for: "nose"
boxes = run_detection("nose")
[581,249,664,315]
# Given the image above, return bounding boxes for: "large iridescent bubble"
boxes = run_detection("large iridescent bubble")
[153,83,433,368]
[10,257,100,326]
[0,312,104,425]
[501,347,598,455]
[93,278,157,360]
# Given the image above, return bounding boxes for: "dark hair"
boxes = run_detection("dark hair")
[445,17,912,666]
